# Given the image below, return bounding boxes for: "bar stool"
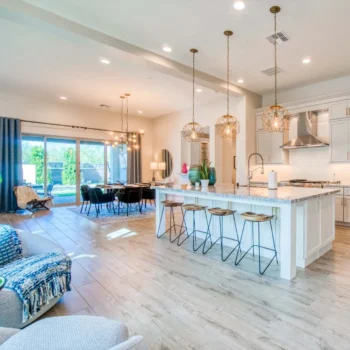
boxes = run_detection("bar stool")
[157,200,185,243]
[202,208,240,262]
[177,204,209,251]
[235,212,278,275]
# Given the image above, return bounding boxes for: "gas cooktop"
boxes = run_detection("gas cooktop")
[288,179,331,184]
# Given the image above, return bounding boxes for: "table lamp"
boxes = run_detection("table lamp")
[150,162,159,182]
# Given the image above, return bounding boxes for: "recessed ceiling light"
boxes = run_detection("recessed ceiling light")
[233,1,245,10]
[60,96,67,100]
[100,58,110,64]
[196,88,202,92]
[138,110,143,114]
[162,45,172,52]
[302,57,311,64]
[237,79,244,84]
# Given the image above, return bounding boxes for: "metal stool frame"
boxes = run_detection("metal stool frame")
[235,219,278,275]
[202,210,240,262]
[177,206,210,252]
[157,203,186,243]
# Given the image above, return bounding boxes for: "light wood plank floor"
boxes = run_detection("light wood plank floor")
[1,208,350,349]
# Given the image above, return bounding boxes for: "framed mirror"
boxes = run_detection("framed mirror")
[158,149,173,178]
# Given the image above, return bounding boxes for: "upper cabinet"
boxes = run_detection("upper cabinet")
[256,130,289,164]
[330,119,350,162]
[330,100,350,120]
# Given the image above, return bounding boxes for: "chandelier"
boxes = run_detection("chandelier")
[261,6,291,132]
[216,30,240,138]
[182,48,203,142]
[125,93,140,151]
[103,95,142,149]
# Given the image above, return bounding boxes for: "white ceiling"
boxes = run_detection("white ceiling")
[1,0,350,116]
[0,18,220,117]
[23,0,350,94]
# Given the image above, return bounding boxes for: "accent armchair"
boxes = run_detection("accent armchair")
[0,225,71,329]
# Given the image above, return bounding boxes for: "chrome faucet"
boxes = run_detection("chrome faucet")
[248,153,264,189]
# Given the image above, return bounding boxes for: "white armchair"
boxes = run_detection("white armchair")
[0,316,146,349]
[0,232,67,329]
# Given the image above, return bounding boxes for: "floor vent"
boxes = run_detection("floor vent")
[265,31,289,45]
[261,66,283,76]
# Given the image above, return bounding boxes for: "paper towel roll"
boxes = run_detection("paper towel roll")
[268,170,277,190]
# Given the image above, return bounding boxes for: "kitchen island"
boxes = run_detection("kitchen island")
[152,184,340,280]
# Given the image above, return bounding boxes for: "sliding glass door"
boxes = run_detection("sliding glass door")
[80,141,105,198]
[46,138,77,205]
[22,136,45,191]
[22,136,129,206]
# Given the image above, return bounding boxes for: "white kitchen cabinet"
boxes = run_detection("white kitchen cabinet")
[256,131,288,164]
[335,195,344,222]
[270,132,284,163]
[256,132,271,162]
[343,197,350,223]
[330,100,350,120]
[256,115,263,131]
[330,120,350,162]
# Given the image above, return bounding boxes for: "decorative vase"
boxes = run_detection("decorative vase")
[201,179,209,187]
[182,163,188,174]
[208,167,216,186]
[189,166,200,186]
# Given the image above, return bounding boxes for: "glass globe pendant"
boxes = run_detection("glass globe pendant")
[216,31,240,138]
[261,6,291,132]
[182,49,203,142]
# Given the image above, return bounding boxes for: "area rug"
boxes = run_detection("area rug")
[68,205,155,226]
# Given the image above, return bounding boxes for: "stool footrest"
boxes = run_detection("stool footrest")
[177,229,208,251]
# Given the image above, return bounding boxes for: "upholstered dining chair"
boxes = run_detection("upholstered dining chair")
[116,187,142,216]
[80,185,90,213]
[87,188,115,217]
[142,187,155,208]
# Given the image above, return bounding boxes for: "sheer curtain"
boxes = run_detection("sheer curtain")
[127,135,142,184]
[0,118,23,212]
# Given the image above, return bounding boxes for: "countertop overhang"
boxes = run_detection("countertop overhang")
[151,184,340,204]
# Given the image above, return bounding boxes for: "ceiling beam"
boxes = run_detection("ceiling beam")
[0,0,261,100]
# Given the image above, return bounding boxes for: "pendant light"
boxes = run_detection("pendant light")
[118,95,127,145]
[216,30,240,138]
[261,6,291,132]
[182,48,203,142]
[124,93,132,151]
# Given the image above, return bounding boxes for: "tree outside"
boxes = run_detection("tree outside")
[62,148,76,185]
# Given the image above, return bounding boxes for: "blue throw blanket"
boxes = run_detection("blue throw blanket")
[0,253,72,322]
[0,225,22,266]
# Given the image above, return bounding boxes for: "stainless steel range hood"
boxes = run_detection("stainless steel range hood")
[280,111,329,149]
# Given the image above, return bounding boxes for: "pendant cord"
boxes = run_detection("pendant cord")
[274,12,277,106]
[192,50,195,125]
[126,95,129,134]
[120,97,124,134]
[227,33,230,117]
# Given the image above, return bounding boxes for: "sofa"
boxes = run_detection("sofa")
[0,225,71,329]
[0,316,146,349]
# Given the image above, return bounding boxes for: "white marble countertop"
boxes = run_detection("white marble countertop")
[250,181,350,189]
[152,184,340,203]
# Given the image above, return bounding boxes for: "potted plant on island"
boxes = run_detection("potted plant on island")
[199,160,211,187]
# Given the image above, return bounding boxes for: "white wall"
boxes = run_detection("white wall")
[263,74,350,107]
[152,94,262,185]
[0,92,153,181]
